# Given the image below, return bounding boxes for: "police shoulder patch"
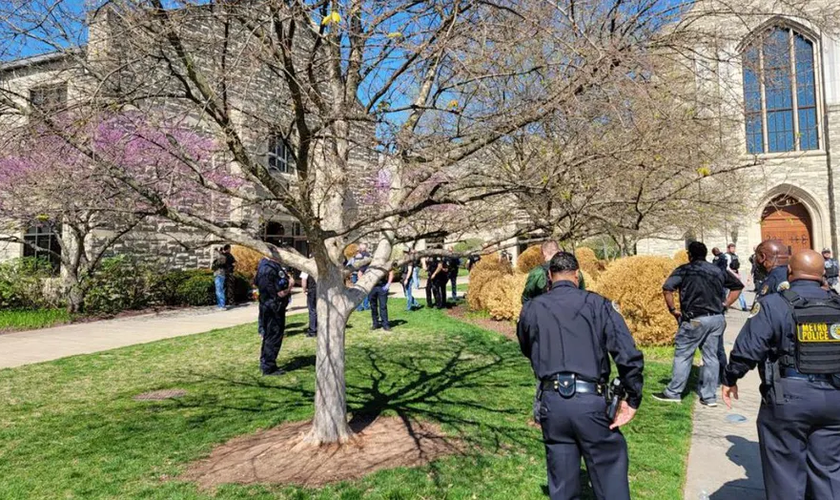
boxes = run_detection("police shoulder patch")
[760,284,770,296]
[749,301,761,318]
[611,300,621,313]
[777,281,791,292]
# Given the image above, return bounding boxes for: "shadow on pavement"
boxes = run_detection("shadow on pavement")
[709,435,764,500]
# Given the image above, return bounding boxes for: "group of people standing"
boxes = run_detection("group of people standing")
[251,243,464,377]
[516,237,840,500]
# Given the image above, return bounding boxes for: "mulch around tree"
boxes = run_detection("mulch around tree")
[446,304,517,341]
[182,415,461,490]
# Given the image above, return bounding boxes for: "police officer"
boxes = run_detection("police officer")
[823,248,839,290]
[654,241,744,406]
[255,256,292,376]
[368,266,394,330]
[722,250,840,500]
[755,239,790,297]
[425,255,440,308]
[518,252,644,500]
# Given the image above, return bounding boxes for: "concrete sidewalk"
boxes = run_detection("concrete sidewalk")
[683,294,765,500]
[0,276,469,370]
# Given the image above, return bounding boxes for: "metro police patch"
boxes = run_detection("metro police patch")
[760,285,769,296]
[749,302,761,319]
[777,281,790,292]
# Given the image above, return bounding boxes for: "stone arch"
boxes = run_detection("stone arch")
[736,15,820,54]
[754,184,828,252]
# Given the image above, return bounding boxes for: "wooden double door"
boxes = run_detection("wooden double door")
[760,196,813,255]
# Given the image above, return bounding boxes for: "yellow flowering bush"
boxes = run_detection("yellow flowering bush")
[592,255,680,346]
[517,245,544,273]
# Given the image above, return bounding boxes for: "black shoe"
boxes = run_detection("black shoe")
[652,392,681,403]
[372,325,381,330]
[263,369,285,377]
[700,399,718,408]
[306,332,317,337]
[383,326,391,331]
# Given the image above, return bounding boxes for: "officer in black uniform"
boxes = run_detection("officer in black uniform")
[425,255,440,308]
[755,239,790,297]
[722,249,840,500]
[823,248,839,290]
[518,252,644,500]
[255,256,292,376]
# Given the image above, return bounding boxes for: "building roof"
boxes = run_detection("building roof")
[0,48,84,73]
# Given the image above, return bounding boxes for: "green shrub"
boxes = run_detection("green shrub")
[84,256,155,315]
[0,258,58,309]
[176,273,215,306]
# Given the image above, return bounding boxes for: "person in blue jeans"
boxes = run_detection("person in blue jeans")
[653,241,744,406]
[211,247,228,310]
[402,254,419,310]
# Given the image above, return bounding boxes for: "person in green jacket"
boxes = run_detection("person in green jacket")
[521,241,586,304]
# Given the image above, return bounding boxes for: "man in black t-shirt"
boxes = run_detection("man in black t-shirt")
[653,241,744,406]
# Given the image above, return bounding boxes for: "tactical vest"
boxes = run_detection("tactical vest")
[780,290,840,374]
[728,253,740,271]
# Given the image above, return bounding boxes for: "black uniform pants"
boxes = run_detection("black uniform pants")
[538,389,630,500]
[369,285,390,328]
[433,278,447,308]
[757,378,840,500]
[426,276,434,307]
[306,289,317,335]
[259,300,287,374]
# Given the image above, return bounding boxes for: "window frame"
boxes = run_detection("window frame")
[267,136,296,174]
[741,25,821,155]
[22,223,62,273]
[29,83,68,112]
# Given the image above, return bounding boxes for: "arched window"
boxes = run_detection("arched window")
[267,136,296,174]
[742,26,819,154]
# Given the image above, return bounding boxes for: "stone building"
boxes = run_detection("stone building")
[637,3,840,261]
[0,4,377,271]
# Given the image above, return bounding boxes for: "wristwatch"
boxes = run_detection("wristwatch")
[668,306,676,313]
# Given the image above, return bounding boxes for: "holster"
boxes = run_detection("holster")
[767,359,786,404]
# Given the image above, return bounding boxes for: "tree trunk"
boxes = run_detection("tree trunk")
[65,274,84,314]
[304,265,355,444]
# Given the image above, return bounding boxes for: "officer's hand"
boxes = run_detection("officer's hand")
[722,385,739,409]
[670,310,682,321]
[609,401,637,430]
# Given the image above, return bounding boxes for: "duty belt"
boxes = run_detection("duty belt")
[540,373,605,396]
[780,367,834,383]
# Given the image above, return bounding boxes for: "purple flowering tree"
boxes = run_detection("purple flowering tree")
[0,114,222,313]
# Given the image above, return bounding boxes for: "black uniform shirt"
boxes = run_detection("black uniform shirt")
[517,281,645,408]
[255,258,288,305]
[724,280,829,388]
[663,260,744,318]
[758,265,789,297]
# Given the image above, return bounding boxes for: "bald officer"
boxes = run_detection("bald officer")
[723,250,840,499]
[754,240,790,297]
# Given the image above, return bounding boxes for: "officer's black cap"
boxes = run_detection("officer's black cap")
[549,252,579,273]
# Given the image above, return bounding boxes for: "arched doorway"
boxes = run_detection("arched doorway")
[761,195,813,254]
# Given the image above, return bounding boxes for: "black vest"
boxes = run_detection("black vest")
[781,290,840,374]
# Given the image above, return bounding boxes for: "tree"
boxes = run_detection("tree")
[2,0,837,445]
[0,114,219,312]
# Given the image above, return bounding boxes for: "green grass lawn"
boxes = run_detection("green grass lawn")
[0,301,693,499]
[0,308,70,332]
